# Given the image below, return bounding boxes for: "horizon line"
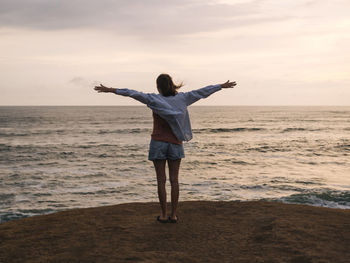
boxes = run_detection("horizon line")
[1,105,349,107]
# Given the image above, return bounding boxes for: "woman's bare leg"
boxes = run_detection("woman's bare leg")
[153,159,167,220]
[168,159,181,220]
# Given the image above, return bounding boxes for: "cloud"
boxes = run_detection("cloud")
[68,76,99,89]
[1,0,348,39]
[0,0,286,37]
[69,76,87,86]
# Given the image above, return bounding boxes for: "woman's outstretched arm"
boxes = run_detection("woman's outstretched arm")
[94,84,154,105]
[184,80,237,106]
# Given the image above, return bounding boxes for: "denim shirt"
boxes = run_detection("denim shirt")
[115,84,222,141]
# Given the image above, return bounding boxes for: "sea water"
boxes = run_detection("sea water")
[1,106,349,222]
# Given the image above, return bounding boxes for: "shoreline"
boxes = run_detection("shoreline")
[2,198,349,224]
[1,201,349,262]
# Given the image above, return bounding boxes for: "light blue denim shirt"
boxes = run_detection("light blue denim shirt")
[115,84,222,141]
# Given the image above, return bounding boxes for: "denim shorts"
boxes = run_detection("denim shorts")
[148,139,185,160]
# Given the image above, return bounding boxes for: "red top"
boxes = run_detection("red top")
[151,113,182,145]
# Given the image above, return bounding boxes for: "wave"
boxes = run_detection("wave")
[0,128,151,137]
[281,127,323,133]
[193,128,265,134]
[0,208,57,223]
[277,190,350,209]
[98,128,150,134]
[0,129,66,137]
[246,145,292,153]
[0,193,15,204]
[334,143,350,152]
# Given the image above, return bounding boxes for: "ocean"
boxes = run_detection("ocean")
[1,106,349,222]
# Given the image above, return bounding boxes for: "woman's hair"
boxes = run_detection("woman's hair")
[156,74,183,96]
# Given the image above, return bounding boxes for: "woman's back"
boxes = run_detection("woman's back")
[116,84,222,141]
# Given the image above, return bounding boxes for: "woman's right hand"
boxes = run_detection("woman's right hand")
[94,84,115,93]
[221,80,237,89]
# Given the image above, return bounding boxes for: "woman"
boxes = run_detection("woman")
[94,74,236,223]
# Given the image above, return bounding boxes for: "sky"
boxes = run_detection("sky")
[0,0,349,106]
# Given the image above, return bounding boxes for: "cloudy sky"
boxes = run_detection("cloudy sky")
[0,0,349,105]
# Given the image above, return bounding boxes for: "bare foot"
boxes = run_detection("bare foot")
[159,215,168,220]
[169,215,177,223]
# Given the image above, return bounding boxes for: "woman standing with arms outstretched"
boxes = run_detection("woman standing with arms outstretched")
[94,74,236,223]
